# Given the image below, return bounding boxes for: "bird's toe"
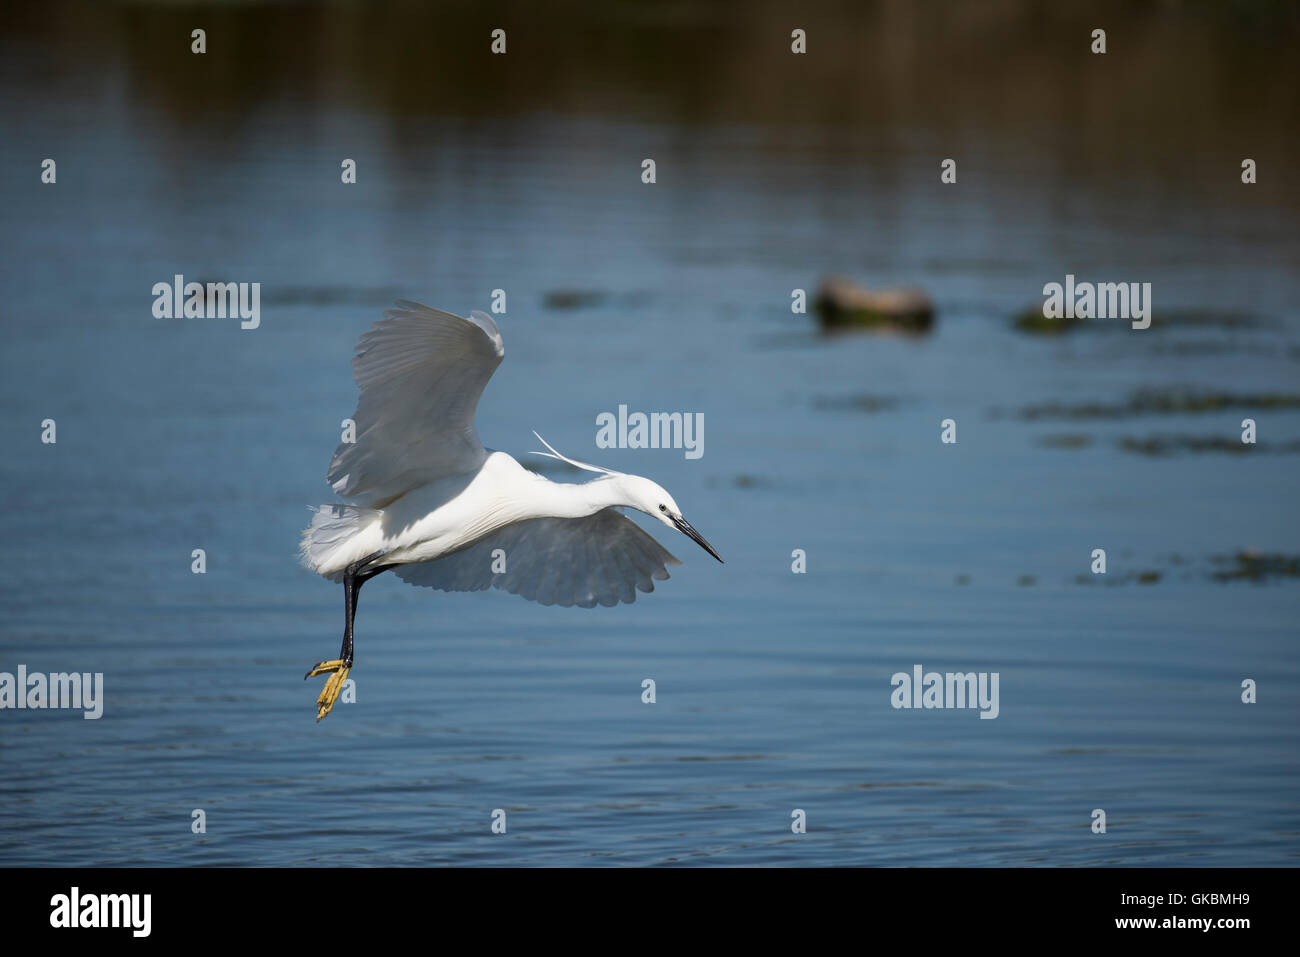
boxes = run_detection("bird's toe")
[304,658,345,679]
[313,665,350,721]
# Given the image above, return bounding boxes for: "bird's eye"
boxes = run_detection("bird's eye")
[659,504,667,512]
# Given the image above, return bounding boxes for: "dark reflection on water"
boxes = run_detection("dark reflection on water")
[0,1,1298,866]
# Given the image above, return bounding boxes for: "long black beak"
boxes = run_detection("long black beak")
[672,516,723,563]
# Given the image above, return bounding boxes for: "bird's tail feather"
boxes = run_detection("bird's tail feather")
[299,504,382,582]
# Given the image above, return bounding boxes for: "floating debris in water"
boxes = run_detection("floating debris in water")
[542,289,608,310]
[1070,550,1299,584]
[1210,550,1300,582]
[813,275,934,334]
[1076,569,1163,584]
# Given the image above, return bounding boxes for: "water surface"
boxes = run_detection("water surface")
[1,1,1297,866]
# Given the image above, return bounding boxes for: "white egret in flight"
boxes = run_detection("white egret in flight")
[301,302,722,720]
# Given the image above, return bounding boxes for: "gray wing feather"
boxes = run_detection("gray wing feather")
[393,509,681,608]
[327,303,505,507]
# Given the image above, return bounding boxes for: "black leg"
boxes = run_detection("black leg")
[307,550,388,720]
[339,551,387,669]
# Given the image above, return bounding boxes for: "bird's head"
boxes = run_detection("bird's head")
[615,473,723,563]
[529,432,723,564]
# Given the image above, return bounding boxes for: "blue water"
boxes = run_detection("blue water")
[1,3,1298,866]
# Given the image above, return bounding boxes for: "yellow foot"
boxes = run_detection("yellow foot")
[304,659,351,722]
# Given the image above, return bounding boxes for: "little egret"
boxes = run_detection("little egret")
[300,302,723,720]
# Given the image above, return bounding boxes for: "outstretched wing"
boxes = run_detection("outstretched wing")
[327,302,505,507]
[393,509,682,608]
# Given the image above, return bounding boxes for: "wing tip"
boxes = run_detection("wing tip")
[371,300,504,358]
[468,309,505,357]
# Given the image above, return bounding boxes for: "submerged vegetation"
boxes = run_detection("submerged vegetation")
[1210,551,1300,582]
[1018,388,1300,421]
[1013,307,1267,335]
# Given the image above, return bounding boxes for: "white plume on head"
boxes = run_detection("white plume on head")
[529,432,682,529]
[529,431,619,476]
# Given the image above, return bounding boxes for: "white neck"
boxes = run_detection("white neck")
[524,473,628,521]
